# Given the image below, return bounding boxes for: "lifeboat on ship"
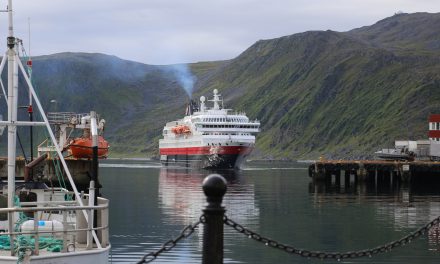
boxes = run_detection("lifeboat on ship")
[69,135,109,159]
[171,125,191,135]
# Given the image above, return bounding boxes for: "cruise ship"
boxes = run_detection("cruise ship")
[159,89,260,169]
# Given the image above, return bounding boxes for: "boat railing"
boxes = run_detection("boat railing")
[0,195,109,256]
[47,112,91,125]
[37,138,58,158]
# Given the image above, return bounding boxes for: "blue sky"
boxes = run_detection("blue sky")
[0,0,438,65]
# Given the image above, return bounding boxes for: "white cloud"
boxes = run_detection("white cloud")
[0,0,436,64]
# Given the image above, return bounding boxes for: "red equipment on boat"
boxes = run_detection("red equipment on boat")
[171,125,191,134]
[69,135,109,159]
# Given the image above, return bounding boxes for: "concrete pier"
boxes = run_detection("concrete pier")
[309,159,440,183]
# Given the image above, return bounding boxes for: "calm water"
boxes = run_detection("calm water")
[100,160,440,263]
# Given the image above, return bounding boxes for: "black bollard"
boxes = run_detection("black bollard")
[202,174,227,264]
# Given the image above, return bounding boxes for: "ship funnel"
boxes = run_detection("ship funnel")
[185,99,200,115]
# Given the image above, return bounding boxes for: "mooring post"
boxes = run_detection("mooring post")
[202,174,227,264]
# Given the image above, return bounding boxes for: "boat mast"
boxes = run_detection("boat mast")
[7,0,17,210]
[28,17,34,164]
[1,0,103,247]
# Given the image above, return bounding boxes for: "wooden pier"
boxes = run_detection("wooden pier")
[308,159,440,183]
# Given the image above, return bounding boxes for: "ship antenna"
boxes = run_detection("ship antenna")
[28,17,31,61]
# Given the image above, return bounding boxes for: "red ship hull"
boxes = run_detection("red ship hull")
[159,145,253,169]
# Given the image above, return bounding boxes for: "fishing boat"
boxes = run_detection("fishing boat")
[0,1,110,263]
[159,89,260,169]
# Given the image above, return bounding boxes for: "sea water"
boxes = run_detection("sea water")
[101,160,440,263]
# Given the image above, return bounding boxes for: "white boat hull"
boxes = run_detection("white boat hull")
[0,245,110,264]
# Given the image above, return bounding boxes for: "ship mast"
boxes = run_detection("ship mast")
[7,0,17,210]
[0,0,102,247]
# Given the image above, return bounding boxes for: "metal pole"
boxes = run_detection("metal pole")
[202,174,227,264]
[33,211,39,256]
[6,0,16,235]
[29,105,33,162]
[87,181,95,250]
[90,111,99,229]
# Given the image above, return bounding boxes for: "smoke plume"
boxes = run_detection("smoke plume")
[169,64,196,98]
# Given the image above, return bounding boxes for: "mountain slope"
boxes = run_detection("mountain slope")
[348,12,440,54]
[15,53,190,155]
[192,12,440,159]
[2,12,440,160]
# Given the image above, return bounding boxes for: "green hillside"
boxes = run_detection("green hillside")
[1,12,439,160]
[193,12,440,159]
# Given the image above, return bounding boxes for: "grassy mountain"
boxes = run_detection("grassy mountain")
[2,12,440,159]
[192,12,440,159]
[0,53,193,156]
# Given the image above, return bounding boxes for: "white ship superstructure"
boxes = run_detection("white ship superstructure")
[159,89,260,169]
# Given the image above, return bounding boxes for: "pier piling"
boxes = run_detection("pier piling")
[309,160,440,185]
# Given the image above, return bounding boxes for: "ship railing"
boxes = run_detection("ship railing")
[37,138,58,158]
[0,195,109,256]
[47,112,93,125]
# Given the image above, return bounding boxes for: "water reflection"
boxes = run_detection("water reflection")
[158,168,259,226]
[309,176,440,252]
[103,161,440,263]
[157,168,260,263]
